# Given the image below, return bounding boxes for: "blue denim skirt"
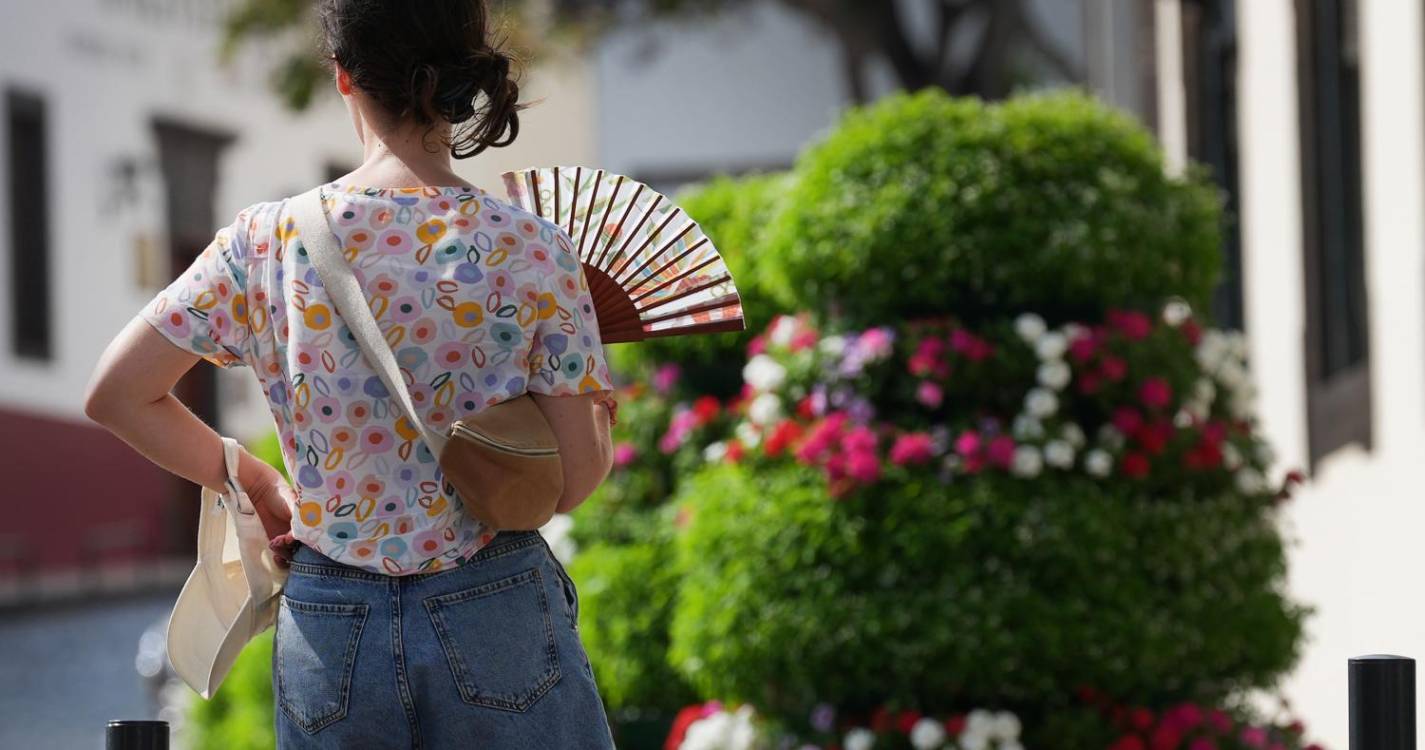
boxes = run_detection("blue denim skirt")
[272,529,617,749]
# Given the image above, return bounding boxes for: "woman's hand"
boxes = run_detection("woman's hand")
[244,472,298,568]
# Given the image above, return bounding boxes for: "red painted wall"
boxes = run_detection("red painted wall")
[0,406,185,575]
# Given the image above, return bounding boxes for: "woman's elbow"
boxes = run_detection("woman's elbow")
[554,437,613,514]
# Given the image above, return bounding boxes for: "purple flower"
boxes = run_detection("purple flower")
[810,703,836,733]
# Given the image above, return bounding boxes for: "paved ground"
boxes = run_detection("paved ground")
[0,591,177,749]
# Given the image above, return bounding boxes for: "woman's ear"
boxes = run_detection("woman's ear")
[334,61,354,96]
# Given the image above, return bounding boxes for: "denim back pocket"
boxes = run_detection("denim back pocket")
[274,596,369,735]
[423,567,561,712]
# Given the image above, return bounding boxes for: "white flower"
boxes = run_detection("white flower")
[769,316,799,347]
[964,710,995,739]
[1062,322,1088,341]
[1222,442,1243,471]
[1012,414,1045,440]
[1174,410,1195,428]
[1163,299,1193,326]
[1024,388,1059,419]
[818,334,847,358]
[1061,423,1086,448]
[1196,330,1230,372]
[1044,440,1075,468]
[1255,441,1276,466]
[958,733,989,750]
[703,441,728,463]
[1035,331,1068,361]
[843,728,876,750]
[1001,743,1025,750]
[735,421,762,449]
[1236,467,1268,494]
[1011,446,1044,478]
[1015,313,1047,342]
[1097,424,1125,450]
[1037,360,1072,391]
[990,711,1022,740]
[742,354,787,392]
[539,513,578,564]
[681,706,759,750]
[909,717,948,749]
[1085,449,1113,477]
[748,393,783,426]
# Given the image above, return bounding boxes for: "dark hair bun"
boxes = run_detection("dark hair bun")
[319,0,526,159]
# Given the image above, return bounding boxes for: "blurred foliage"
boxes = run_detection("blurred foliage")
[566,517,698,713]
[667,463,1306,740]
[607,171,795,396]
[760,89,1224,327]
[188,632,276,750]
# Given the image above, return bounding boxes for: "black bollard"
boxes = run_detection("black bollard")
[105,720,168,750]
[1350,655,1416,750]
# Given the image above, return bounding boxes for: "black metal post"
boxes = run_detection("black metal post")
[105,719,168,750]
[1351,654,1416,750]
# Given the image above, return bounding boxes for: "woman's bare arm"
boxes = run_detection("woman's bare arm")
[84,316,293,541]
[529,390,614,514]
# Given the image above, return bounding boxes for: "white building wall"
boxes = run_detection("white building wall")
[0,0,596,441]
[1237,0,1425,745]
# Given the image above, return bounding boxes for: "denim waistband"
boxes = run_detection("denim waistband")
[289,529,546,582]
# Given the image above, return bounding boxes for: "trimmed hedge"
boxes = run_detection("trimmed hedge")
[759,89,1225,327]
[667,463,1305,728]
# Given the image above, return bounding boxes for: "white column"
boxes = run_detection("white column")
[1153,0,1188,176]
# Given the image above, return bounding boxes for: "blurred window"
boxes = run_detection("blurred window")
[1295,0,1372,467]
[7,88,52,361]
[1182,0,1243,331]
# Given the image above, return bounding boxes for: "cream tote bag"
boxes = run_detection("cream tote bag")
[167,435,288,699]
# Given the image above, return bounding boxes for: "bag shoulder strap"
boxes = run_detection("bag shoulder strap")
[288,187,447,456]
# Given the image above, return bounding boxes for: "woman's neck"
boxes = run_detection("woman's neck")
[342,120,469,189]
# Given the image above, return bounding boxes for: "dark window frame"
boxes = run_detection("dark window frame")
[7,87,53,361]
[1295,0,1372,469]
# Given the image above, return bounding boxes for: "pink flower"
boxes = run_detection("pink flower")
[845,449,881,483]
[747,335,767,356]
[1207,709,1233,734]
[955,430,982,458]
[890,433,935,465]
[1239,726,1269,749]
[909,337,948,377]
[612,442,638,468]
[1070,333,1099,363]
[916,380,944,408]
[1139,377,1174,410]
[857,327,895,359]
[789,329,819,352]
[841,425,878,455]
[1189,739,1218,750]
[987,436,1017,469]
[1110,309,1154,340]
[652,363,681,394]
[950,328,993,361]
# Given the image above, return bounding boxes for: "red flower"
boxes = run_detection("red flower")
[664,704,707,750]
[1100,355,1128,382]
[1110,736,1147,750]
[764,420,805,457]
[870,706,893,733]
[895,709,921,734]
[725,439,745,463]
[1189,739,1219,750]
[1151,723,1183,750]
[1181,319,1204,346]
[796,396,818,420]
[1110,309,1154,341]
[1207,709,1233,734]
[1202,421,1228,446]
[692,395,720,425]
[987,436,1017,469]
[1077,371,1103,395]
[789,329,819,351]
[1135,419,1175,456]
[1113,407,1144,436]
[1130,707,1156,731]
[943,714,967,737]
[1139,377,1173,411]
[1184,439,1223,471]
[1122,452,1151,478]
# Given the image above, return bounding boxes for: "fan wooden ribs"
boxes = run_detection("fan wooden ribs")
[502,165,746,344]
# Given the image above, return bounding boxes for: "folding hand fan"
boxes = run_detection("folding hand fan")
[501,166,746,344]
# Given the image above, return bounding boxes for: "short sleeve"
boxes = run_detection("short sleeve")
[139,208,254,369]
[526,228,615,396]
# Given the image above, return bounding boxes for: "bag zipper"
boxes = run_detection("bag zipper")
[449,422,559,457]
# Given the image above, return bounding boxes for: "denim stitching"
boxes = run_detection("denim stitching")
[275,596,369,735]
[289,534,545,583]
[390,577,424,749]
[422,567,562,712]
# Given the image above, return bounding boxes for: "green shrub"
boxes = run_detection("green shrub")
[668,463,1305,723]
[188,632,275,750]
[569,524,697,713]
[759,90,1224,327]
[609,171,795,397]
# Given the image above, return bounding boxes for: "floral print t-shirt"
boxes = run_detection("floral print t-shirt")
[139,180,615,575]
